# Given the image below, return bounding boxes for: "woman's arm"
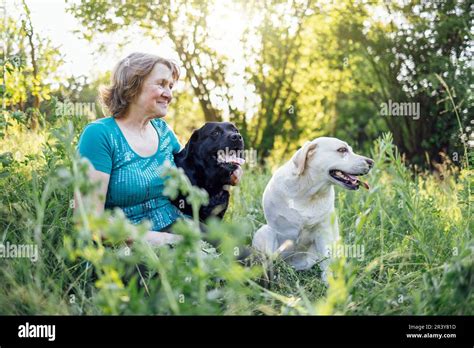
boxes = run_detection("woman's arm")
[74,164,182,246]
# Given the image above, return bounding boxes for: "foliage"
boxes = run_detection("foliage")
[0,117,471,315]
[332,0,472,167]
[0,0,471,316]
[1,2,64,128]
[65,0,472,168]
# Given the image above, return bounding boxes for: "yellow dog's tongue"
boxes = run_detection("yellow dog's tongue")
[344,172,370,190]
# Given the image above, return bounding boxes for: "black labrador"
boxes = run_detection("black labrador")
[173,122,245,222]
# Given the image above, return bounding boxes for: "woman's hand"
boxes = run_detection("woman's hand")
[77,163,184,248]
[144,232,183,246]
[125,231,182,247]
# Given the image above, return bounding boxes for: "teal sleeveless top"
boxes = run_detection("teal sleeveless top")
[77,116,183,231]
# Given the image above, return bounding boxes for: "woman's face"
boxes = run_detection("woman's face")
[135,63,175,118]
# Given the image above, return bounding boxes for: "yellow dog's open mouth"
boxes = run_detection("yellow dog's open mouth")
[329,169,370,190]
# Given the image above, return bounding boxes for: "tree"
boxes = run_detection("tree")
[240,0,313,161]
[68,0,241,123]
[1,1,64,129]
[332,0,472,167]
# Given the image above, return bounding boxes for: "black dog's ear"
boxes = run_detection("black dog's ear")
[180,129,200,160]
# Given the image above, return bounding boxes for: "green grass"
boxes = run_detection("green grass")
[0,119,472,315]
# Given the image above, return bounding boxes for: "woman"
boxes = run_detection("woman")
[76,52,185,246]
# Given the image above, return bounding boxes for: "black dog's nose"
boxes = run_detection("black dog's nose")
[365,158,374,168]
[230,133,242,142]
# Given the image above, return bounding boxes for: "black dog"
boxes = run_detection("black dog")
[173,122,245,221]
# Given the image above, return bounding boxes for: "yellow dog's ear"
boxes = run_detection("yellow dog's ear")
[292,141,317,175]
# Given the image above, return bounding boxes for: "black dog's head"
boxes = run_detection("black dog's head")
[175,122,245,188]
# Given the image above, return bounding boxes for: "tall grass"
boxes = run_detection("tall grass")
[0,116,472,315]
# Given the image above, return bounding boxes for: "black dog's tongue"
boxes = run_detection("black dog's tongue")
[217,154,245,185]
[217,154,245,166]
[230,166,243,185]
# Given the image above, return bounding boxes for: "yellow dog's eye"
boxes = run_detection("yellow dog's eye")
[337,147,348,153]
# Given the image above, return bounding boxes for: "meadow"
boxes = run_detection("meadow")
[0,116,472,315]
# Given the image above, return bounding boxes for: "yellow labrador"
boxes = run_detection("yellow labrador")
[252,137,373,283]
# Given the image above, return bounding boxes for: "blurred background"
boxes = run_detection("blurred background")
[1,0,472,168]
[0,0,472,316]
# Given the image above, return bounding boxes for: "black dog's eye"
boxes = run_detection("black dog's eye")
[337,147,348,153]
[212,130,220,137]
